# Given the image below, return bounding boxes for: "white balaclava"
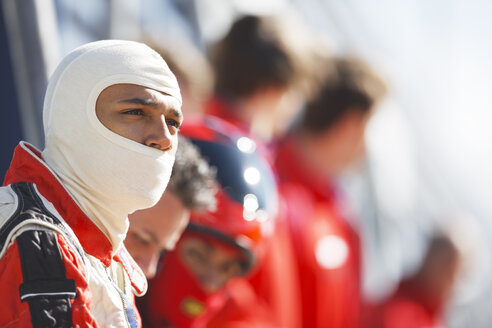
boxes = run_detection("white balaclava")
[42,40,182,252]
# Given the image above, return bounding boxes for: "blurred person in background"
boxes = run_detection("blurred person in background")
[274,56,387,328]
[0,40,182,327]
[125,136,217,279]
[207,13,312,142]
[139,116,280,327]
[204,13,321,326]
[147,39,215,116]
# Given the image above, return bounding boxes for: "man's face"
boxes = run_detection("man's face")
[96,83,183,152]
[126,191,190,279]
[315,110,372,176]
[178,236,244,293]
[249,87,301,142]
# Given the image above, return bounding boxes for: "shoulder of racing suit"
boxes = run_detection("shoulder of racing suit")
[0,181,141,327]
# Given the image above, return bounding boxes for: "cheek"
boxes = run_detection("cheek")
[182,254,208,278]
[171,135,180,151]
[124,236,139,255]
[225,264,242,280]
[122,122,148,144]
[126,235,149,255]
[103,118,147,144]
[344,127,366,159]
[353,132,367,158]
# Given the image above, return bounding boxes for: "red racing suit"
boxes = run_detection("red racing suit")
[204,278,280,328]
[0,142,146,327]
[274,136,362,328]
[204,96,302,327]
[205,96,301,328]
[362,280,446,328]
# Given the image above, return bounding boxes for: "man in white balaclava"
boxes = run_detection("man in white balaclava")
[0,40,182,327]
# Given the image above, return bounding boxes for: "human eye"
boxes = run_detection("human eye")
[123,109,145,116]
[166,118,182,130]
[132,231,151,246]
[187,248,205,263]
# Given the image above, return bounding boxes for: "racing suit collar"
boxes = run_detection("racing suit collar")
[3,142,114,266]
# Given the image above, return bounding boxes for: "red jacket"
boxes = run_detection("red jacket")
[363,280,446,328]
[205,278,280,328]
[205,97,303,327]
[274,136,362,328]
[0,142,145,327]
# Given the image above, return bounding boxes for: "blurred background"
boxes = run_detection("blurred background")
[1,0,491,326]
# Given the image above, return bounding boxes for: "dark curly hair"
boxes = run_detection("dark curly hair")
[166,136,217,211]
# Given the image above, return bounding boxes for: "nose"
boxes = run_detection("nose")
[199,266,227,293]
[145,115,173,151]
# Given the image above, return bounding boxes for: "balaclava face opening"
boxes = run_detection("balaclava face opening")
[41,40,182,252]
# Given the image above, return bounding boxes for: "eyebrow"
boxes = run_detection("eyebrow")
[119,97,159,107]
[169,107,184,121]
[118,97,183,120]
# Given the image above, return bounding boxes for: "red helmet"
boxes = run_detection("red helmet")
[180,115,278,273]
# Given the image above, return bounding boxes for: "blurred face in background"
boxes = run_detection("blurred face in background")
[178,235,245,293]
[126,191,190,278]
[310,109,372,178]
[331,110,371,171]
[249,87,303,142]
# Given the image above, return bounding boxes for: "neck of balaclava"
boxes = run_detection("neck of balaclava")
[43,151,133,253]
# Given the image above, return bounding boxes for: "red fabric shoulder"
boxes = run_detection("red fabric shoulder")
[56,234,99,327]
[4,143,113,266]
[0,234,99,327]
[0,240,32,327]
